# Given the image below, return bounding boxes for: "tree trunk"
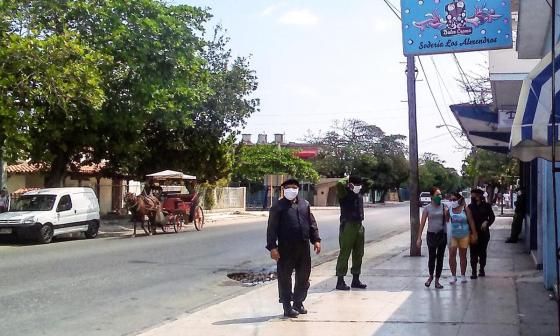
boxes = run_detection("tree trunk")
[44,155,68,188]
[379,189,387,203]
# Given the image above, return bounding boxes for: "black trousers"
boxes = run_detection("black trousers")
[470,232,490,271]
[277,240,311,304]
[509,213,523,240]
[427,232,447,278]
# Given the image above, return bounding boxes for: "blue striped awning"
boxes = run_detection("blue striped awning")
[511,47,560,162]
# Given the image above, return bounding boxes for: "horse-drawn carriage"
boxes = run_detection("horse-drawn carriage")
[124,170,205,236]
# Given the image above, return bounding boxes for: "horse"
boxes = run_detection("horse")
[123,193,161,237]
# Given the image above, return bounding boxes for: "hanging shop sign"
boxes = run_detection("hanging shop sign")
[401,0,513,56]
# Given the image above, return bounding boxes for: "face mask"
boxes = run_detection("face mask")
[450,201,459,209]
[433,195,442,205]
[284,188,299,201]
[517,191,522,196]
[353,185,362,194]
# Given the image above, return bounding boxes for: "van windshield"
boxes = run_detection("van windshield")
[11,195,57,212]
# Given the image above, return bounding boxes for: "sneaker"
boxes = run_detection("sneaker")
[461,275,468,283]
[449,276,457,285]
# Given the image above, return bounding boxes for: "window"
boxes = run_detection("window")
[57,195,72,212]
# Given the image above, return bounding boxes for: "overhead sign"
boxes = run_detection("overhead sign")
[498,109,515,129]
[401,0,513,56]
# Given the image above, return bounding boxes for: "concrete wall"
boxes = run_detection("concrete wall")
[212,187,246,210]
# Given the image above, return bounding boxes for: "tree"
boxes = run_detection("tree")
[306,119,409,201]
[0,1,258,186]
[233,145,319,185]
[119,26,259,183]
[419,153,465,194]
[462,148,518,188]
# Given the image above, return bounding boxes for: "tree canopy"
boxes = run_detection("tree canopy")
[306,119,409,197]
[0,0,258,186]
[232,145,319,185]
[461,148,518,188]
[419,153,465,194]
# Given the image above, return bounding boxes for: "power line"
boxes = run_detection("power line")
[382,0,401,20]
[417,57,470,149]
[380,0,470,149]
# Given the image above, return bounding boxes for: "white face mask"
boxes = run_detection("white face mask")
[450,201,459,209]
[353,185,362,194]
[284,188,299,201]
[517,191,522,196]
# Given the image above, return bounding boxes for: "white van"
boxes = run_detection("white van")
[0,187,101,244]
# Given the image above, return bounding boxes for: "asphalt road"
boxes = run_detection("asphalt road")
[0,204,410,336]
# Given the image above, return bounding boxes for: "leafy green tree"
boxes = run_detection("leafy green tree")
[0,1,258,186]
[233,145,319,185]
[419,153,465,194]
[462,148,518,187]
[306,119,409,200]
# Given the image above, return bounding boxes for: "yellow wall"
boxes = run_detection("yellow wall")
[7,175,26,192]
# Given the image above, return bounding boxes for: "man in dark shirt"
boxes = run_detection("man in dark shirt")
[468,188,496,278]
[335,175,367,290]
[266,179,321,318]
[506,188,525,243]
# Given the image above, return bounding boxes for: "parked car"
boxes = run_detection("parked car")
[420,192,432,206]
[0,187,100,244]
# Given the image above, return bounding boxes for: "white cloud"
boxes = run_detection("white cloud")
[278,9,319,26]
[260,3,285,17]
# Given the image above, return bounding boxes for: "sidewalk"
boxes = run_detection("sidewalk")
[137,217,558,336]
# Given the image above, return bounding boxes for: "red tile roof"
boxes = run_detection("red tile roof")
[7,162,105,175]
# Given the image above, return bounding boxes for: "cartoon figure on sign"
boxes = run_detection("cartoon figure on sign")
[445,0,466,29]
[413,0,503,36]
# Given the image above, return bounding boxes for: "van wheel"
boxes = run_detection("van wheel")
[37,224,54,244]
[85,221,99,239]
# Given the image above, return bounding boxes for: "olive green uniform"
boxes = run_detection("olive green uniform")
[335,177,365,277]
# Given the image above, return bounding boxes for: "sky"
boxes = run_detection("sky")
[174,0,488,172]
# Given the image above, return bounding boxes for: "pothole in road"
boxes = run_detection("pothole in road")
[227,271,277,287]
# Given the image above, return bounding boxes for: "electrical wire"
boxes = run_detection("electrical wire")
[417,57,470,149]
[381,0,470,150]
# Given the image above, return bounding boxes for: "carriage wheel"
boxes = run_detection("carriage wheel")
[161,215,171,233]
[174,213,184,233]
[193,206,205,231]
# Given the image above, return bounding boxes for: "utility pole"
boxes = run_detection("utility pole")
[407,55,421,257]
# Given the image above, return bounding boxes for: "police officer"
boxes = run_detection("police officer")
[468,188,495,278]
[335,175,367,290]
[266,179,321,318]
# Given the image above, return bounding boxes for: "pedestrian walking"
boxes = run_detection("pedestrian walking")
[448,193,478,284]
[266,179,321,318]
[0,188,9,213]
[335,175,367,290]
[416,187,449,289]
[506,187,525,243]
[468,188,495,279]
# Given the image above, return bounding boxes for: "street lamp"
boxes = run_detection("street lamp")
[436,124,463,133]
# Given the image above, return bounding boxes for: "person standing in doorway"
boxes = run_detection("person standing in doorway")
[448,193,478,284]
[468,188,495,278]
[266,179,321,318]
[335,175,367,290]
[506,187,526,243]
[416,187,449,289]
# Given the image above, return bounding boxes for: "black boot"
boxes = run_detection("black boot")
[479,268,486,277]
[470,271,478,279]
[351,274,367,289]
[336,276,350,290]
[283,303,299,318]
[293,302,308,314]
[471,264,478,279]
